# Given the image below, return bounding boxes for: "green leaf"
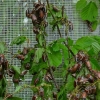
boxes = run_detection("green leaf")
[10,36,27,45]
[81,1,98,22]
[66,75,74,92]
[37,34,44,46]
[52,42,60,51]
[14,86,22,93]
[7,97,22,100]
[88,47,95,55]
[23,49,35,64]
[48,50,62,67]
[96,83,100,100]
[91,20,98,31]
[11,66,20,74]
[76,0,87,11]
[59,44,69,66]
[93,36,100,43]
[90,57,100,70]
[58,84,67,100]
[29,62,47,74]
[58,75,74,100]
[67,38,73,46]
[57,38,66,43]
[75,36,97,50]
[34,48,44,63]
[0,42,7,54]
[55,11,62,18]
[91,42,100,54]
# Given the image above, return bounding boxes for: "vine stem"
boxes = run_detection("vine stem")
[46,0,74,84]
[42,28,60,91]
[46,0,75,57]
[47,61,59,91]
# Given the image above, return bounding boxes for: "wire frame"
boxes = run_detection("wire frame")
[0,0,100,99]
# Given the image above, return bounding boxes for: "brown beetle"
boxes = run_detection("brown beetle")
[34,2,41,9]
[86,20,94,32]
[33,27,39,34]
[93,70,100,79]
[85,85,96,95]
[34,78,39,86]
[42,53,47,62]
[85,60,91,70]
[0,54,5,64]
[31,14,38,25]
[7,69,15,77]
[86,74,94,83]
[13,77,20,84]
[39,88,44,97]
[16,54,25,60]
[52,6,59,12]
[76,51,85,62]
[53,92,57,99]
[25,63,31,70]
[68,62,82,74]
[22,47,29,56]
[2,60,9,70]
[0,71,3,80]
[20,70,27,76]
[74,77,88,87]
[68,21,73,32]
[32,95,37,100]
[81,92,87,100]
[26,9,32,18]
[70,94,80,100]
[39,10,45,20]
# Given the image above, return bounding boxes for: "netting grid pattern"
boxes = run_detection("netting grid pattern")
[0,0,100,99]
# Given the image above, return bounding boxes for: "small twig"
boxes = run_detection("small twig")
[46,0,75,57]
[45,50,59,91]
[62,5,64,17]
[41,22,60,92]
[46,0,50,8]
[49,66,59,91]
[64,71,69,83]
[3,93,13,100]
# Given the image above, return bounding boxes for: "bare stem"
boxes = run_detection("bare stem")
[42,28,59,91]
[49,66,59,91]
[46,0,50,8]
[62,5,64,17]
